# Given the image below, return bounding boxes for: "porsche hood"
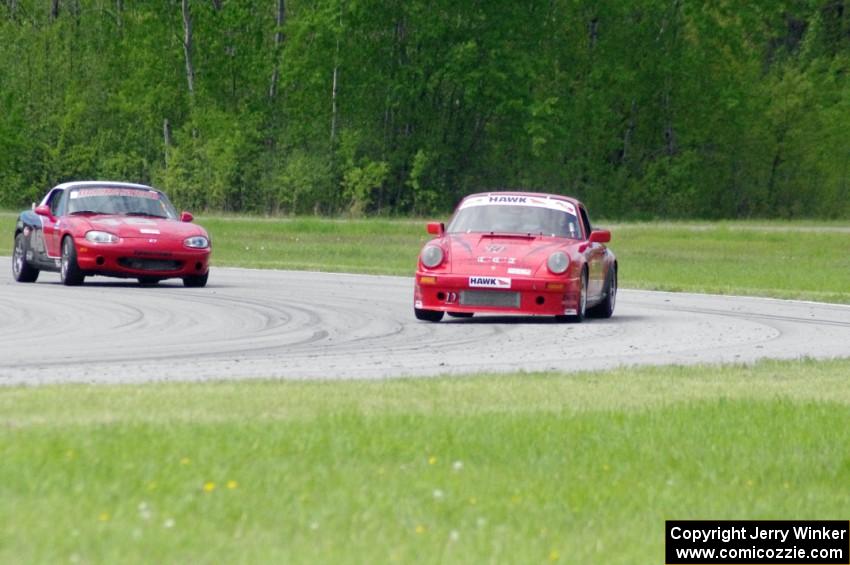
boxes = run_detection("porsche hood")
[442,234,573,276]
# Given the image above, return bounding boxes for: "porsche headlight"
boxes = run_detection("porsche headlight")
[184,236,210,249]
[421,245,444,268]
[85,230,119,244]
[547,251,569,274]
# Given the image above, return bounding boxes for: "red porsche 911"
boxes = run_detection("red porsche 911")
[12,181,211,287]
[414,191,616,322]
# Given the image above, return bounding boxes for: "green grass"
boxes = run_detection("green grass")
[203,215,429,274]
[2,358,850,563]
[609,221,850,303]
[4,211,850,562]
[201,216,850,303]
[5,212,850,302]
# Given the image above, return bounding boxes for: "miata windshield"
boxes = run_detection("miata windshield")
[66,187,178,219]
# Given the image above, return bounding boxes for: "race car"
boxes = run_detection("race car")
[414,191,616,322]
[12,181,211,287]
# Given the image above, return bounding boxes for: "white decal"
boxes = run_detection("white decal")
[124,218,156,225]
[469,276,511,289]
[75,188,160,200]
[459,194,577,216]
[93,218,121,226]
[140,229,161,235]
[477,256,517,264]
[507,267,532,276]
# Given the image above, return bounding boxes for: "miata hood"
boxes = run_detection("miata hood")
[445,233,574,276]
[75,215,207,240]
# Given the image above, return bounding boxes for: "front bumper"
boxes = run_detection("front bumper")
[414,272,581,316]
[74,237,210,278]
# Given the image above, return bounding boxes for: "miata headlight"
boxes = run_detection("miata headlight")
[85,230,119,244]
[547,251,569,274]
[420,245,444,268]
[184,236,210,249]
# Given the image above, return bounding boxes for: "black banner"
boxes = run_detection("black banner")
[666,520,849,564]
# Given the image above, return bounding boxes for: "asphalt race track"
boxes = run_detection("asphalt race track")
[2,257,850,385]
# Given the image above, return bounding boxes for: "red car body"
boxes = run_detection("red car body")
[414,191,617,322]
[12,181,211,287]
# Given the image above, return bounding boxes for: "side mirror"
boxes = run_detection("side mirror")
[426,222,445,236]
[34,205,54,221]
[589,229,611,244]
[180,211,194,223]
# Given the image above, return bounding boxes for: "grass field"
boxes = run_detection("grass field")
[3,359,850,563]
[3,211,850,562]
[200,216,850,303]
[5,211,848,302]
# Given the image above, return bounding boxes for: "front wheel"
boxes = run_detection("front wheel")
[415,307,444,322]
[138,277,162,286]
[12,232,39,283]
[447,312,473,318]
[183,272,209,288]
[60,236,85,286]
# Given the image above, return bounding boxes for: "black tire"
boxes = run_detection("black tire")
[138,277,161,286]
[587,265,617,319]
[60,236,85,286]
[12,232,39,283]
[447,312,473,318]
[556,268,587,323]
[414,307,444,322]
[183,272,209,288]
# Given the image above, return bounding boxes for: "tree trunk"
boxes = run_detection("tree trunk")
[50,0,59,20]
[588,16,598,49]
[663,91,677,156]
[330,8,342,145]
[622,99,636,163]
[661,0,681,157]
[182,0,195,97]
[268,0,286,99]
[330,56,338,143]
[163,119,172,167]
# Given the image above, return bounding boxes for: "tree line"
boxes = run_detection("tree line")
[1,0,849,218]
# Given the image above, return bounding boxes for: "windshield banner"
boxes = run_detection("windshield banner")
[459,194,576,216]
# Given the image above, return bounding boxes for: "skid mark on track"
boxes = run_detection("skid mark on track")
[1,262,850,384]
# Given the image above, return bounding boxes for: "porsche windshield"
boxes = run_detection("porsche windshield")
[447,204,581,238]
[67,187,178,219]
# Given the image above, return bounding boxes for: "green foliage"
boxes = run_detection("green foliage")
[273,149,335,214]
[342,159,389,217]
[2,0,850,218]
[406,149,439,215]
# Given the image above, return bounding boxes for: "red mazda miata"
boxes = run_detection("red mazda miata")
[12,181,211,287]
[414,191,617,322]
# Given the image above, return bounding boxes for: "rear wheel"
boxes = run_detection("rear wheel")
[12,232,39,283]
[588,265,617,319]
[183,272,209,288]
[60,236,85,286]
[415,307,444,322]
